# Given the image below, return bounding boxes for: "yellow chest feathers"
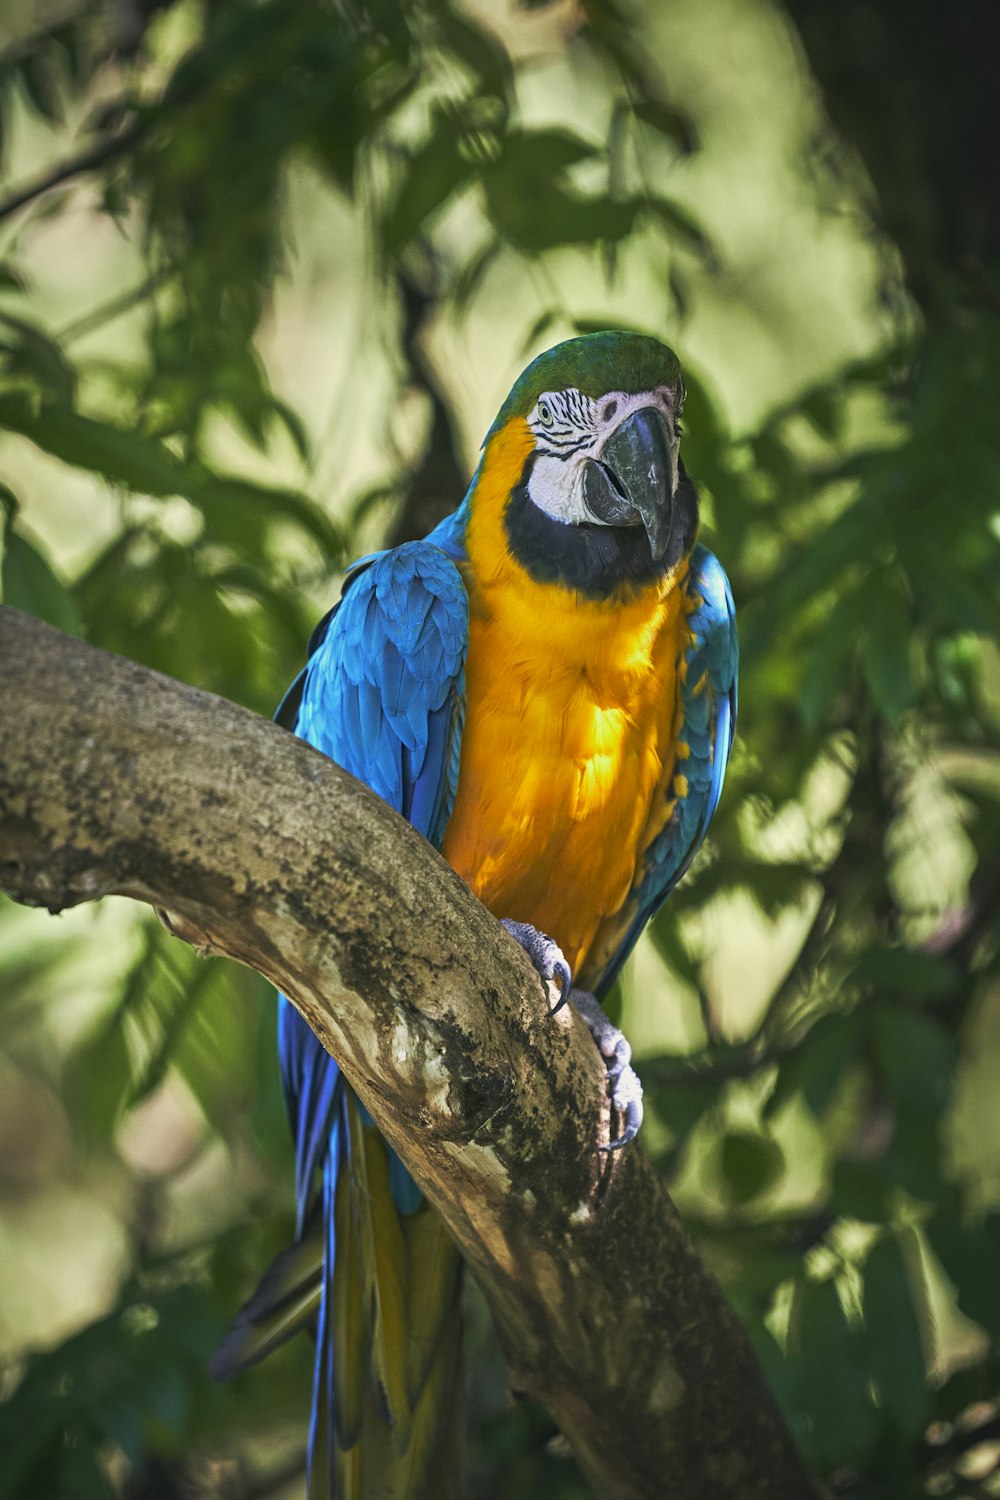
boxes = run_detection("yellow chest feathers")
[440,418,691,977]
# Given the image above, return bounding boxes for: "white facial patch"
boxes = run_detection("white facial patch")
[525,385,680,525]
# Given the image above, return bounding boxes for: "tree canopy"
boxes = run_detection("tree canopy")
[0,1,997,1497]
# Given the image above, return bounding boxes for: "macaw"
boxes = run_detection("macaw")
[212,331,737,1498]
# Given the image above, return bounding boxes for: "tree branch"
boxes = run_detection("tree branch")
[0,120,145,224]
[0,605,820,1500]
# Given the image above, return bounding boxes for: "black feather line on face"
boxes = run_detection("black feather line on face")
[504,452,699,600]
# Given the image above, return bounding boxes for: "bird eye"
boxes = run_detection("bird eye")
[537,400,554,427]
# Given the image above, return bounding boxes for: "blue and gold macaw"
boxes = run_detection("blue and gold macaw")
[212,332,737,1497]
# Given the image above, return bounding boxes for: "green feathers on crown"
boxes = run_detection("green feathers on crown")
[491,330,683,431]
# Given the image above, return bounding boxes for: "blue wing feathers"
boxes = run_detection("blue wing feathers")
[274,541,469,1490]
[298,544,467,813]
[406,687,464,840]
[276,539,470,1454]
[650,544,737,892]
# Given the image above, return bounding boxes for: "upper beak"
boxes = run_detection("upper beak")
[582,406,678,559]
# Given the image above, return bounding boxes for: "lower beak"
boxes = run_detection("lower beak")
[583,407,678,559]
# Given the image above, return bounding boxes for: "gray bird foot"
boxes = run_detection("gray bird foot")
[570,989,644,1151]
[500,919,572,1014]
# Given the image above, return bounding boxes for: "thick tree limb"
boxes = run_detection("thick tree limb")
[0,606,819,1500]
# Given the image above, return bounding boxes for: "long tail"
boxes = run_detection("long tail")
[212,1006,463,1498]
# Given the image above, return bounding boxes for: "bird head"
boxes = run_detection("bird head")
[479,331,698,599]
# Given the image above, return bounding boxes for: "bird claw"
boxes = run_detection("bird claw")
[500,919,573,1013]
[603,1063,644,1152]
[497,924,643,1148]
[570,989,644,1151]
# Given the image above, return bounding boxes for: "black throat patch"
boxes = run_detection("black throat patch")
[503,453,699,599]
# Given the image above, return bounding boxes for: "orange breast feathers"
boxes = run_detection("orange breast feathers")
[440,416,692,983]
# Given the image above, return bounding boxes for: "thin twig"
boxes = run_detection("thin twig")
[58,265,173,344]
[0,121,145,224]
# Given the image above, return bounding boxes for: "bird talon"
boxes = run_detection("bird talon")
[601,1074,644,1152]
[604,1035,632,1082]
[501,919,574,1012]
[549,958,573,1015]
[569,988,644,1150]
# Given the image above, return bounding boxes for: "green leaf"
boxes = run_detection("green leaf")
[53,1448,112,1500]
[198,476,341,561]
[50,21,87,87]
[903,540,992,632]
[668,265,689,317]
[647,1076,717,1149]
[743,499,873,660]
[146,1363,188,1435]
[0,396,337,566]
[485,172,635,253]
[495,128,599,180]
[1,529,81,634]
[0,308,77,402]
[883,1106,946,1198]
[0,394,190,495]
[927,1204,1000,1338]
[156,1283,225,1362]
[0,260,27,294]
[752,429,803,494]
[765,1012,857,1121]
[170,963,261,1136]
[869,1007,956,1117]
[62,922,196,1144]
[126,953,214,1110]
[267,394,311,463]
[861,1230,929,1435]
[518,310,561,358]
[832,1159,890,1222]
[96,1400,143,1466]
[63,1015,132,1147]
[383,127,475,256]
[633,100,697,154]
[18,49,63,124]
[799,388,843,441]
[718,1129,785,1204]
[433,10,513,97]
[747,1324,813,1453]
[647,906,704,990]
[644,196,714,261]
[452,238,502,311]
[787,1277,879,1469]
[860,584,915,721]
[798,587,860,729]
[744,859,813,916]
[850,943,960,1001]
[2,479,22,524]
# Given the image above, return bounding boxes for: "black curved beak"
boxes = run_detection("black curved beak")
[582,407,678,559]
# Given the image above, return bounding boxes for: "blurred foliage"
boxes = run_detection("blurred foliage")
[0,0,998,1497]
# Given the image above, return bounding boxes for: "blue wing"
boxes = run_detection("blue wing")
[278,539,469,1229]
[274,542,468,1487]
[588,544,738,997]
